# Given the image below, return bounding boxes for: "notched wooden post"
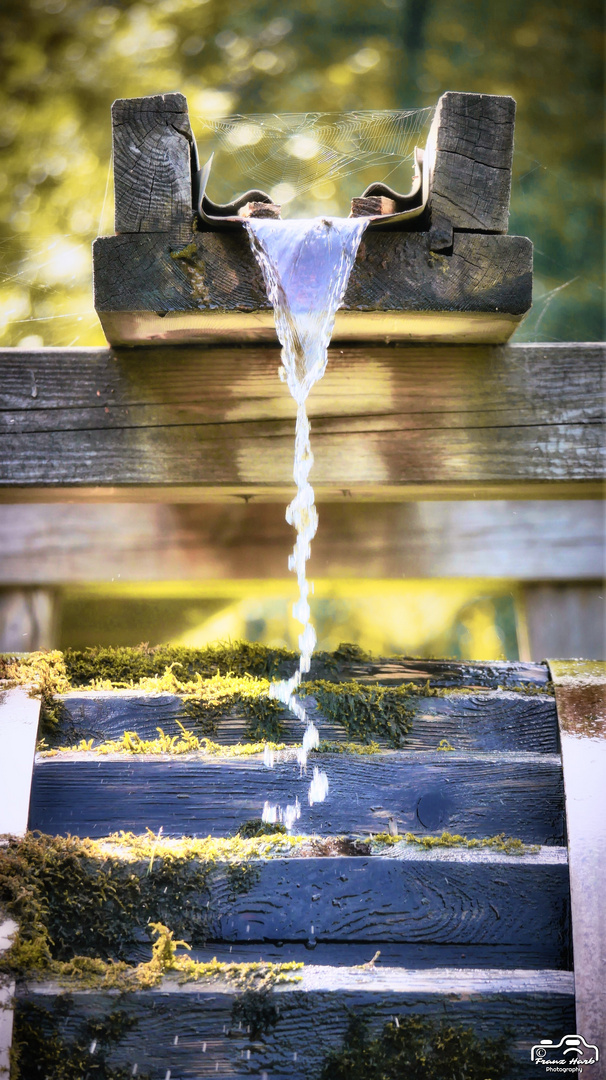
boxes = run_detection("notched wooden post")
[112,92,197,243]
[425,91,515,233]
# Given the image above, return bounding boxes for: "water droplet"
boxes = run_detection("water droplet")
[89,1040,97,1054]
[173,1035,179,1045]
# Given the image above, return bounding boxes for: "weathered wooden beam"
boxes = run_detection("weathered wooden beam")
[28,751,565,843]
[93,229,532,345]
[0,501,601,582]
[112,92,196,245]
[15,972,576,1077]
[0,344,602,500]
[53,687,558,753]
[522,584,605,662]
[425,92,515,233]
[550,660,606,1072]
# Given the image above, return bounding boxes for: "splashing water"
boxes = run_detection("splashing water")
[246,216,368,816]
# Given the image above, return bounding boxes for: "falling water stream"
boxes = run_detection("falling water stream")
[245,216,368,826]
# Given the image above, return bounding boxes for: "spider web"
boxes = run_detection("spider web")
[194,107,434,217]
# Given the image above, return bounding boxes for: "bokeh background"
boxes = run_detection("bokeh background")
[0,0,603,658]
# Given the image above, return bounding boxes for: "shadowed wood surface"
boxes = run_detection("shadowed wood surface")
[0,344,602,499]
[16,973,576,1079]
[427,92,515,232]
[0,501,602,581]
[28,752,565,843]
[54,688,558,753]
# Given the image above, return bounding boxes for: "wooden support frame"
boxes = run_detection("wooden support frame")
[94,90,533,345]
[549,660,606,1072]
[0,343,602,501]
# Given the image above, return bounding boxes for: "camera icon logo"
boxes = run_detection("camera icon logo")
[531,1034,599,1063]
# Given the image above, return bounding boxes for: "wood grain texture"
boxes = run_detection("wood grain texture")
[550,660,606,1064]
[0,344,602,499]
[28,751,565,843]
[93,229,532,318]
[112,93,195,244]
[427,92,515,232]
[77,852,569,967]
[0,501,602,583]
[15,972,576,1079]
[53,688,558,753]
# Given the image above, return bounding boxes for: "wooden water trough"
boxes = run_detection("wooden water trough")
[1,651,604,1078]
[94,90,532,346]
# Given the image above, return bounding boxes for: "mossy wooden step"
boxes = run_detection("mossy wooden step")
[15,968,576,1079]
[32,849,569,969]
[53,687,558,752]
[28,751,565,843]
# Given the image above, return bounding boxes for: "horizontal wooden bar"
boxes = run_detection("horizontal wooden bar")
[0,501,602,581]
[0,344,602,499]
[28,751,565,844]
[16,971,576,1077]
[54,688,558,753]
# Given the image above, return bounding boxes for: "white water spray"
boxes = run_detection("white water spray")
[246,216,368,815]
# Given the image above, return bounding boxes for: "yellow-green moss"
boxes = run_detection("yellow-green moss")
[316,740,382,754]
[436,738,455,751]
[40,722,288,758]
[370,829,538,855]
[0,830,305,982]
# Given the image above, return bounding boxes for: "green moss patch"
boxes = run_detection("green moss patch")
[319,1013,512,1080]
[0,830,304,980]
[12,999,150,1080]
[305,679,440,747]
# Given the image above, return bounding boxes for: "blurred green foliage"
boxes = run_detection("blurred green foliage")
[0,0,602,347]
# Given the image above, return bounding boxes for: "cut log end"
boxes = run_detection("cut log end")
[350,196,397,218]
[237,202,282,219]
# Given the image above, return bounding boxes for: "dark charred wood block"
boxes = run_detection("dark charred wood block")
[350,195,397,217]
[427,92,516,233]
[28,751,565,843]
[112,92,195,244]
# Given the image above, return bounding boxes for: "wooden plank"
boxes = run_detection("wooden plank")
[523,584,605,662]
[550,660,606,1072]
[62,851,568,966]
[28,751,565,843]
[426,92,515,232]
[0,344,602,500]
[112,93,195,244]
[0,686,40,836]
[15,971,577,1078]
[93,229,532,348]
[159,938,565,971]
[0,588,56,651]
[0,501,602,583]
[53,688,558,753]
